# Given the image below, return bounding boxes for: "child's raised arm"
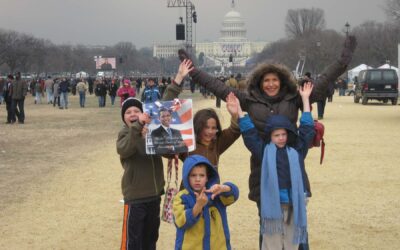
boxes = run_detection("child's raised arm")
[299,82,313,112]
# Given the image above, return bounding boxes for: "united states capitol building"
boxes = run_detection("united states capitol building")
[153,4,268,67]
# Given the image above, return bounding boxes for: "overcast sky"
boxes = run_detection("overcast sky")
[1,0,388,48]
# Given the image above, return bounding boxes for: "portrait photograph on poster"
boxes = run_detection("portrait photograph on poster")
[144,99,195,155]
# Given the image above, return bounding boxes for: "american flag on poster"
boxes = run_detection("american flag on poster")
[144,99,195,154]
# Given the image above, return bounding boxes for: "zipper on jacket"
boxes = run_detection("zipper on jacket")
[150,155,158,194]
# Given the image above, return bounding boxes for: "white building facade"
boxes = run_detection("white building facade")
[153,4,268,67]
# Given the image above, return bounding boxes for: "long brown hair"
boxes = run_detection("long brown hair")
[193,109,222,143]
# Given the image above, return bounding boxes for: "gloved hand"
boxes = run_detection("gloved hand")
[178,49,194,66]
[340,35,357,66]
[178,49,198,76]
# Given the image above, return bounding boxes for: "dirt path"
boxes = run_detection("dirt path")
[0,93,399,249]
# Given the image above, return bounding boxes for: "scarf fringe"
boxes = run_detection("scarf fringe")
[293,226,308,244]
[261,218,283,235]
[261,219,308,245]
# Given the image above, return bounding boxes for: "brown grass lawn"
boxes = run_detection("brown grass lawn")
[0,92,399,249]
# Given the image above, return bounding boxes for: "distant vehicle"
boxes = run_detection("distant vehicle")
[96,71,114,78]
[354,69,398,105]
[21,73,32,80]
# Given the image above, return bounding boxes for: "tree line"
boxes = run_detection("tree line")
[1,0,399,77]
[255,1,400,77]
[0,30,180,76]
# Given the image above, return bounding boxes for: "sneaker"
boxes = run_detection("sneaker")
[318,116,323,120]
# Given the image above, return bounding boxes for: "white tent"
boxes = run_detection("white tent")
[347,64,373,81]
[378,64,399,71]
[75,71,89,78]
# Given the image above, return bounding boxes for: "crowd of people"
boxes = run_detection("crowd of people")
[0,75,182,124]
[116,35,357,250]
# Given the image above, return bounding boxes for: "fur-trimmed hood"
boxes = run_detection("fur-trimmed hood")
[247,63,298,102]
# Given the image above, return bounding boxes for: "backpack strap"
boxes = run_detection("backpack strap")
[320,138,325,165]
[167,154,179,187]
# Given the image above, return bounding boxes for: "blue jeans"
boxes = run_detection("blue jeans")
[110,95,116,105]
[46,89,53,103]
[79,92,86,107]
[98,96,105,107]
[60,92,68,108]
[35,91,42,103]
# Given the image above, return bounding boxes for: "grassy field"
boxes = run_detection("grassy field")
[0,92,399,249]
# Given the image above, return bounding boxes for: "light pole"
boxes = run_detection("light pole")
[315,41,321,76]
[345,22,350,37]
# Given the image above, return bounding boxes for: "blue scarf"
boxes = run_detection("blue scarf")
[260,143,307,244]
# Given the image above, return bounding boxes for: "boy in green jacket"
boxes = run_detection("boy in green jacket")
[116,97,165,250]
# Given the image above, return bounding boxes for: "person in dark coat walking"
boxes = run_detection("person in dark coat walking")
[4,75,16,123]
[88,77,94,95]
[109,80,118,105]
[11,72,28,123]
[95,80,107,107]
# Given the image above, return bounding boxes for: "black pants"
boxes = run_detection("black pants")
[5,100,14,123]
[53,96,60,107]
[256,201,309,250]
[121,198,161,250]
[317,98,327,119]
[216,97,221,108]
[11,98,24,123]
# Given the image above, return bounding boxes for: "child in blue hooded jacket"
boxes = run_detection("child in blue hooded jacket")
[230,82,315,250]
[173,155,239,250]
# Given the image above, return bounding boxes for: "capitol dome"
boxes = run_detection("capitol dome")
[224,10,241,19]
[220,5,247,42]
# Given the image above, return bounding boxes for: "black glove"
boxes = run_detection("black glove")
[178,49,194,66]
[340,35,357,66]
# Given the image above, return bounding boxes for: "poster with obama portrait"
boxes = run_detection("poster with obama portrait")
[144,99,195,155]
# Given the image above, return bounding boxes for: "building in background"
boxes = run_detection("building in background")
[153,3,268,68]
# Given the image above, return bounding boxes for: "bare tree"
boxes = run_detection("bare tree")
[0,28,169,76]
[2,31,38,72]
[255,29,344,76]
[385,0,400,23]
[352,21,400,67]
[285,8,326,38]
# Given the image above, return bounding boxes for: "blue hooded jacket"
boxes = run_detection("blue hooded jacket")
[173,155,239,250]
